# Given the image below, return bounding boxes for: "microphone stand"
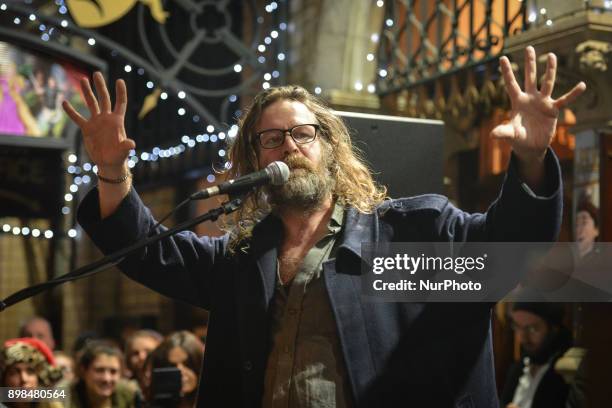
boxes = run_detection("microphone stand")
[0,198,243,312]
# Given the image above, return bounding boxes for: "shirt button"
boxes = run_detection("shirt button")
[243,360,253,371]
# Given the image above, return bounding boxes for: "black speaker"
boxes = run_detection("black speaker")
[337,111,444,198]
[0,135,67,219]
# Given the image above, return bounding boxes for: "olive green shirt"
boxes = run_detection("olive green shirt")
[262,203,353,408]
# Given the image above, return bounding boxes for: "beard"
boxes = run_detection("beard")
[520,327,572,365]
[266,149,335,212]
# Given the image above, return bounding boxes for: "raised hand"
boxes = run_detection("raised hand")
[63,72,135,218]
[62,72,135,174]
[493,46,586,162]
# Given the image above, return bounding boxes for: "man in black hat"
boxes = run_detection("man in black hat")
[500,303,572,408]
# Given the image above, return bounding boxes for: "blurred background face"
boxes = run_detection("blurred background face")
[21,318,55,351]
[167,346,198,395]
[128,336,160,375]
[83,354,121,399]
[576,210,599,255]
[4,363,39,388]
[511,310,550,355]
[54,353,75,383]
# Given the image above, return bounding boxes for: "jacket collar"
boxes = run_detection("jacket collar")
[248,205,382,300]
[334,207,380,277]
[338,207,378,256]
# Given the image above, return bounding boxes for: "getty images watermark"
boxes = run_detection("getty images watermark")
[360,243,612,302]
[371,252,487,291]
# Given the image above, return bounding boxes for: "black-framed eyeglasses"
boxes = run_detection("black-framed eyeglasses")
[255,124,320,149]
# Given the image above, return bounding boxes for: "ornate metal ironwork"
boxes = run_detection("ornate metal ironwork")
[376,0,526,95]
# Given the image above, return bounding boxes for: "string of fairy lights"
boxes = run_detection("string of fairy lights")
[0,0,287,239]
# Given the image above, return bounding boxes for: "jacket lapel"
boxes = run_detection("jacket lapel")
[324,208,381,403]
[250,214,283,309]
[255,244,278,308]
[234,215,281,382]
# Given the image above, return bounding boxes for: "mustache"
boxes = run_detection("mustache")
[283,154,317,173]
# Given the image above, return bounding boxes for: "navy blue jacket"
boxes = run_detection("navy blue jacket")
[77,151,562,408]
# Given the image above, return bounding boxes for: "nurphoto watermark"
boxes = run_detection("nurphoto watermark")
[361,242,612,302]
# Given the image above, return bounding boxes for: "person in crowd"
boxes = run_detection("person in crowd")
[142,331,204,408]
[0,338,63,408]
[68,341,138,408]
[18,317,55,352]
[71,331,100,358]
[52,351,75,386]
[575,200,599,259]
[125,329,163,381]
[501,302,573,408]
[65,46,585,406]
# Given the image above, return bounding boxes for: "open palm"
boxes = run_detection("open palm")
[493,46,586,160]
[62,72,135,169]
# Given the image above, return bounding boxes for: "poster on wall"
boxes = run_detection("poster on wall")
[0,40,87,139]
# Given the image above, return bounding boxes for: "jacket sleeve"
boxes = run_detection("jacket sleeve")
[435,147,563,242]
[76,186,228,309]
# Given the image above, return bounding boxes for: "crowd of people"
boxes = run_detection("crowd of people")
[0,316,205,408]
[2,306,584,408]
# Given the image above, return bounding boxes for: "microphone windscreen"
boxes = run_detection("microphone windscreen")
[267,161,290,185]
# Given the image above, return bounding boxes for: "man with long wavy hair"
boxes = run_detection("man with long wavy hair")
[67,46,585,407]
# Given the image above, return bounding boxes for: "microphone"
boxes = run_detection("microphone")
[190,161,290,200]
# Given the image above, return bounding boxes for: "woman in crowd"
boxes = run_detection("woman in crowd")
[52,351,75,387]
[0,338,63,408]
[125,330,162,386]
[68,341,138,408]
[143,331,204,408]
